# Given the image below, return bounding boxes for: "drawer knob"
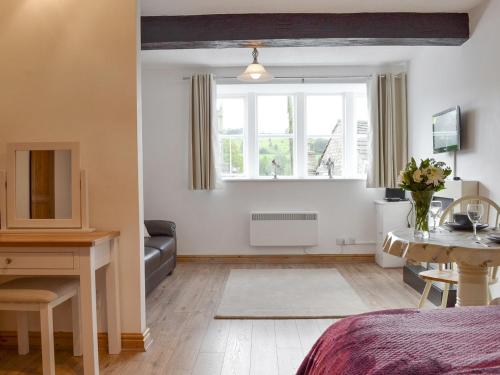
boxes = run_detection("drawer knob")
[5,258,12,265]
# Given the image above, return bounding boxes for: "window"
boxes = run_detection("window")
[306,95,344,177]
[216,97,246,176]
[257,95,295,177]
[217,83,368,179]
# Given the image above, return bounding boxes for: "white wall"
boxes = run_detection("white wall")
[408,0,500,298]
[0,0,145,334]
[408,0,500,204]
[142,65,398,255]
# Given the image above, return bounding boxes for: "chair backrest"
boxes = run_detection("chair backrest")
[439,195,500,228]
[439,195,500,287]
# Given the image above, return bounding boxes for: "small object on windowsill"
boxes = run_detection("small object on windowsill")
[323,158,335,179]
[271,159,280,180]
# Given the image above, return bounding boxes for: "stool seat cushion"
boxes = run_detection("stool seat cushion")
[0,277,79,303]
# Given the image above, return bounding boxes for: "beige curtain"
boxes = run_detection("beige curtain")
[189,74,216,190]
[367,73,408,188]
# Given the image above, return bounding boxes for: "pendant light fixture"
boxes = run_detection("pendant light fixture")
[237,48,273,82]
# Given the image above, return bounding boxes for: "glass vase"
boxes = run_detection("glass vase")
[411,191,434,239]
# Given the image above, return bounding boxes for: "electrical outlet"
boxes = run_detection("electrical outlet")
[346,238,356,245]
[336,238,345,246]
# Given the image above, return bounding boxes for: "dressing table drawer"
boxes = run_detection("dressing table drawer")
[0,252,74,270]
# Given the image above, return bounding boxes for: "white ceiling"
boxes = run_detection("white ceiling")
[142,0,484,16]
[141,46,428,68]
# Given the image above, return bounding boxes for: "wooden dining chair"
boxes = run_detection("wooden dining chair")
[418,196,500,308]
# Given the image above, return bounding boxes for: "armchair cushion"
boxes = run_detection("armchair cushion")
[144,236,175,261]
[144,220,177,295]
[144,247,162,276]
[144,220,176,237]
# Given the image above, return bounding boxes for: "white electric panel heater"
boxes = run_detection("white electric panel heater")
[250,211,319,246]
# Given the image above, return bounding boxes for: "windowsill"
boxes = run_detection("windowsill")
[221,176,367,182]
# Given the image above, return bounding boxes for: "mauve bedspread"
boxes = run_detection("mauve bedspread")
[297,306,500,375]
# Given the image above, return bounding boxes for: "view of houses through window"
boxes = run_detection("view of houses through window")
[216,83,368,179]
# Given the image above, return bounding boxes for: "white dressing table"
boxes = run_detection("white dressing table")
[0,142,122,374]
[0,231,121,375]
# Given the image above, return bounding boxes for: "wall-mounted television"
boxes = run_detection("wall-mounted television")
[433,106,461,154]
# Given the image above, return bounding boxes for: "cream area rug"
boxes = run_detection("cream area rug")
[215,269,372,319]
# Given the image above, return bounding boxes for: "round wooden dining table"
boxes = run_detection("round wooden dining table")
[384,228,500,307]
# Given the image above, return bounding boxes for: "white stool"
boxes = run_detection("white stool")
[0,277,82,375]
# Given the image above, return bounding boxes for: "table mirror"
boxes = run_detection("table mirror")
[4,142,83,229]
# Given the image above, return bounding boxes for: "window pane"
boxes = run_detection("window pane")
[355,96,369,176]
[219,137,244,175]
[258,137,293,176]
[257,96,295,135]
[217,98,245,135]
[306,96,344,135]
[307,136,343,177]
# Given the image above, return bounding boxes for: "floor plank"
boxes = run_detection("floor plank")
[296,320,322,355]
[220,320,252,375]
[192,352,224,375]
[200,319,230,354]
[250,321,278,375]
[275,320,301,350]
[166,310,213,372]
[314,319,335,333]
[277,348,304,375]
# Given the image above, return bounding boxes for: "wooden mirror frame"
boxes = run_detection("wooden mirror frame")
[6,142,82,229]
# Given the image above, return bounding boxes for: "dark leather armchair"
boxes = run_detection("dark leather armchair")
[144,220,177,295]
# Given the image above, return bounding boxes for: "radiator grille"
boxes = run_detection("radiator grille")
[251,212,318,221]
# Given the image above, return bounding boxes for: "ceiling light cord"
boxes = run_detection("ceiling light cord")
[252,48,259,64]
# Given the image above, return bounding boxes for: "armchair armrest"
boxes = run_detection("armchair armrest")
[144,220,176,237]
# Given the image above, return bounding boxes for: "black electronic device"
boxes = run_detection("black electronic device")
[384,188,406,202]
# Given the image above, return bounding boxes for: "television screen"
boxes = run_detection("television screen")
[433,106,461,154]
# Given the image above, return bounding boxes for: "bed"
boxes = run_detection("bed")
[297,306,500,375]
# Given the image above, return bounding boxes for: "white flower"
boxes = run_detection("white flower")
[398,171,405,185]
[426,168,445,186]
[413,169,424,183]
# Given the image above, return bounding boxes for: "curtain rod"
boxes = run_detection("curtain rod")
[182,74,374,81]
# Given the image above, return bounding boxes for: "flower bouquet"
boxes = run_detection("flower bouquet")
[398,158,452,238]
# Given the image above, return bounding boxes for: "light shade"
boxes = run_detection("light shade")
[237,48,273,82]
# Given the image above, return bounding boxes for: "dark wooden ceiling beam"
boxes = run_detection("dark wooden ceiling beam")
[141,13,469,50]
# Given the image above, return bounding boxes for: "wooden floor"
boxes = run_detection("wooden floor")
[0,262,428,374]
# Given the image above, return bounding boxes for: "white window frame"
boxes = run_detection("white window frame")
[255,93,298,178]
[352,93,370,178]
[216,94,249,178]
[344,92,356,176]
[216,83,368,180]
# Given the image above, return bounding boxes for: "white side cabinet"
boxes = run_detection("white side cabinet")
[375,200,412,268]
[438,180,479,200]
